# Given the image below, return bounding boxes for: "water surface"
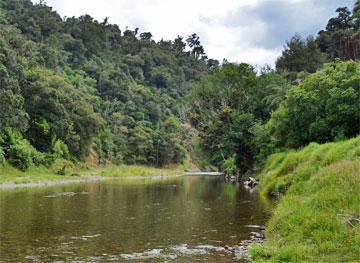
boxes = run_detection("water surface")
[0,175,270,262]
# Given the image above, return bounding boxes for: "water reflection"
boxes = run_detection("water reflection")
[0,176,271,262]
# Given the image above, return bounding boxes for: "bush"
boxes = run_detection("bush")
[8,141,34,171]
[50,159,75,176]
[0,134,5,166]
[0,145,5,166]
[222,156,238,175]
[1,129,51,171]
[53,139,71,160]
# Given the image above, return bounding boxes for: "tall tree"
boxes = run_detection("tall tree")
[186,33,207,59]
[276,35,326,73]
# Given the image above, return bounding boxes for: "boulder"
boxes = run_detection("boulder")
[243,177,259,188]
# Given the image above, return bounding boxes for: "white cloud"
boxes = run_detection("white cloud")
[37,0,353,67]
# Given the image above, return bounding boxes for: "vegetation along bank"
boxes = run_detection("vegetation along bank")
[250,136,360,262]
[0,0,359,261]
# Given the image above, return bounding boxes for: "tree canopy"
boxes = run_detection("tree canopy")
[0,0,215,168]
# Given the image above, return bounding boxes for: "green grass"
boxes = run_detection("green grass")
[94,165,183,178]
[0,160,184,185]
[250,136,360,262]
[0,164,76,184]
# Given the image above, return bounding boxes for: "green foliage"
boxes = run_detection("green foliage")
[186,33,207,59]
[1,0,359,175]
[268,61,360,149]
[0,0,208,168]
[187,64,288,174]
[24,67,105,157]
[0,135,5,166]
[0,1,359,259]
[0,89,29,132]
[318,6,358,60]
[50,159,75,176]
[7,142,34,171]
[0,129,49,171]
[53,140,71,160]
[0,149,4,166]
[222,156,238,175]
[253,137,360,262]
[276,35,326,73]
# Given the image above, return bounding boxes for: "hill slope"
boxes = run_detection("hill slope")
[251,136,360,262]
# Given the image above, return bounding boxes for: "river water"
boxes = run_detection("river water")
[0,175,271,262]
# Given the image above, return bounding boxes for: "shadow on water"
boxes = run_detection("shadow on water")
[0,175,272,262]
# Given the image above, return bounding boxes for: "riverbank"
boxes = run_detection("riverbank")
[0,163,185,189]
[249,136,360,262]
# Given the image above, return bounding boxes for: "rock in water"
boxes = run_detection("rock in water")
[243,177,259,188]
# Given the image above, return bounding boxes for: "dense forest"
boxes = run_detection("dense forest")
[187,1,360,175]
[0,0,213,171]
[0,0,359,177]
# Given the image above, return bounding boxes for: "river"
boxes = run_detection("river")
[0,175,271,262]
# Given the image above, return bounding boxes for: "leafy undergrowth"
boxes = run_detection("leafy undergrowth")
[250,136,360,262]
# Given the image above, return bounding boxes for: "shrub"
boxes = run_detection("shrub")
[1,129,51,171]
[0,145,5,166]
[0,134,5,166]
[50,159,75,176]
[53,139,71,160]
[8,141,34,171]
[222,156,238,175]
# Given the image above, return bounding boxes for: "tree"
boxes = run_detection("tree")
[0,0,209,168]
[207,59,220,71]
[326,7,352,31]
[276,35,326,73]
[268,61,360,149]
[173,35,186,55]
[353,1,360,30]
[0,90,29,133]
[24,68,105,157]
[186,33,206,59]
[187,63,280,174]
[317,5,359,60]
[140,32,152,41]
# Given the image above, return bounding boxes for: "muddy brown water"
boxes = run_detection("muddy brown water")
[0,175,271,262]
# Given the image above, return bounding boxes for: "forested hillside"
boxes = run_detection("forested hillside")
[0,0,359,176]
[0,0,215,170]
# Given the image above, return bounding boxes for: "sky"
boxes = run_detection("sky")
[37,0,355,67]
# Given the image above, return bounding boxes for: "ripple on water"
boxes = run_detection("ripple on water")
[44,192,77,198]
[70,234,101,241]
[120,249,165,260]
[44,191,89,198]
[118,244,231,261]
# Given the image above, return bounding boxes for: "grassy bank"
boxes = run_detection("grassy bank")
[250,136,360,262]
[0,160,184,186]
[95,165,183,178]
